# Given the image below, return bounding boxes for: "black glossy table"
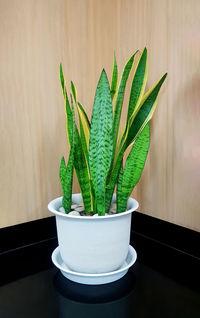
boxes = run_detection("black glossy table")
[1,214,200,318]
[1,260,200,318]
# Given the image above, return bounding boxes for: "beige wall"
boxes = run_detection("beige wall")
[0,0,200,231]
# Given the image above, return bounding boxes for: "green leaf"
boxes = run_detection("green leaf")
[117,122,150,213]
[59,65,73,144]
[64,93,73,144]
[127,47,148,121]
[60,156,73,213]
[59,100,75,213]
[60,67,93,213]
[79,115,89,163]
[125,73,167,148]
[97,53,137,212]
[71,80,77,103]
[110,53,118,100]
[70,95,93,213]
[112,52,137,156]
[117,48,148,153]
[106,73,167,212]
[71,81,90,164]
[105,150,124,212]
[74,130,93,212]
[116,161,123,205]
[77,102,90,164]
[60,63,65,97]
[77,102,91,128]
[89,70,113,215]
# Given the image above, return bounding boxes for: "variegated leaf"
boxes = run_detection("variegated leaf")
[127,47,148,121]
[117,122,150,213]
[60,156,73,213]
[59,100,75,213]
[110,53,118,100]
[118,48,148,152]
[71,81,90,163]
[70,95,93,213]
[106,72,167,212]
[60,64,73,144]
[105,150,124,212]
[116,161,123,206]
[112,52,137,156]
[77,102,90,163]
[77,102,91,128]
[125,73,167,148]
[89,70,113,215]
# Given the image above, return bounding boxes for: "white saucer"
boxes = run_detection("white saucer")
[51,245,137,285]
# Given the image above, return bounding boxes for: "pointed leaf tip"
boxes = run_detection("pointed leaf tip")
[71,80,77,103]
[60,63,65,97]
[164,72,168,78]
[60,63,64,77]
[101,68,107,76]
[142,47,147,58]
[99,69,110,85]
[158,72,168,85]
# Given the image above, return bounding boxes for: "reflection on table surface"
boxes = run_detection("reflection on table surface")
[0,263,200,318]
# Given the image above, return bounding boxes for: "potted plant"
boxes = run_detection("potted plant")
[48,48,167,284]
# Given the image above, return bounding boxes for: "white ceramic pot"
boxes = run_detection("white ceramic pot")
[48,193,139,274]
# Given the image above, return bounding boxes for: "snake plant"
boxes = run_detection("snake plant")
[59,48,167,215]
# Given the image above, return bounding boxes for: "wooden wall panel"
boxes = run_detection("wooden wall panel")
[134,0,200,232]
[0,0,200,231]
[0,0,70,227]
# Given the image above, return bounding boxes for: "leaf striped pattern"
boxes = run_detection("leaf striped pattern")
[117,122,150,213]
[89,70,113,215]
[60,66,93,213]
[59,49,167,216]
[105,150,124,212]
[116,161,123,204]
[110,53,118,101]
[73,129,93,212]
[106,72,167,213]
[77,102,91,128]
[70,95,92,213]
[127,47,148,122]
[112,52,137,156]
[70,81,77,103]
[105,114,131,212]
[125,73,167,148]
[60,64,73,144]
[77,102,90,163]
[117,48,147,153]
[71,81,90,163]
[59,101,75,213]
[60,157,73,213]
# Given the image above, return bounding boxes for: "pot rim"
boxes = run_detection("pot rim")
[48,194,139,220]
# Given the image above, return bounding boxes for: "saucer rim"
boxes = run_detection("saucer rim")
[51,245,137,277]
